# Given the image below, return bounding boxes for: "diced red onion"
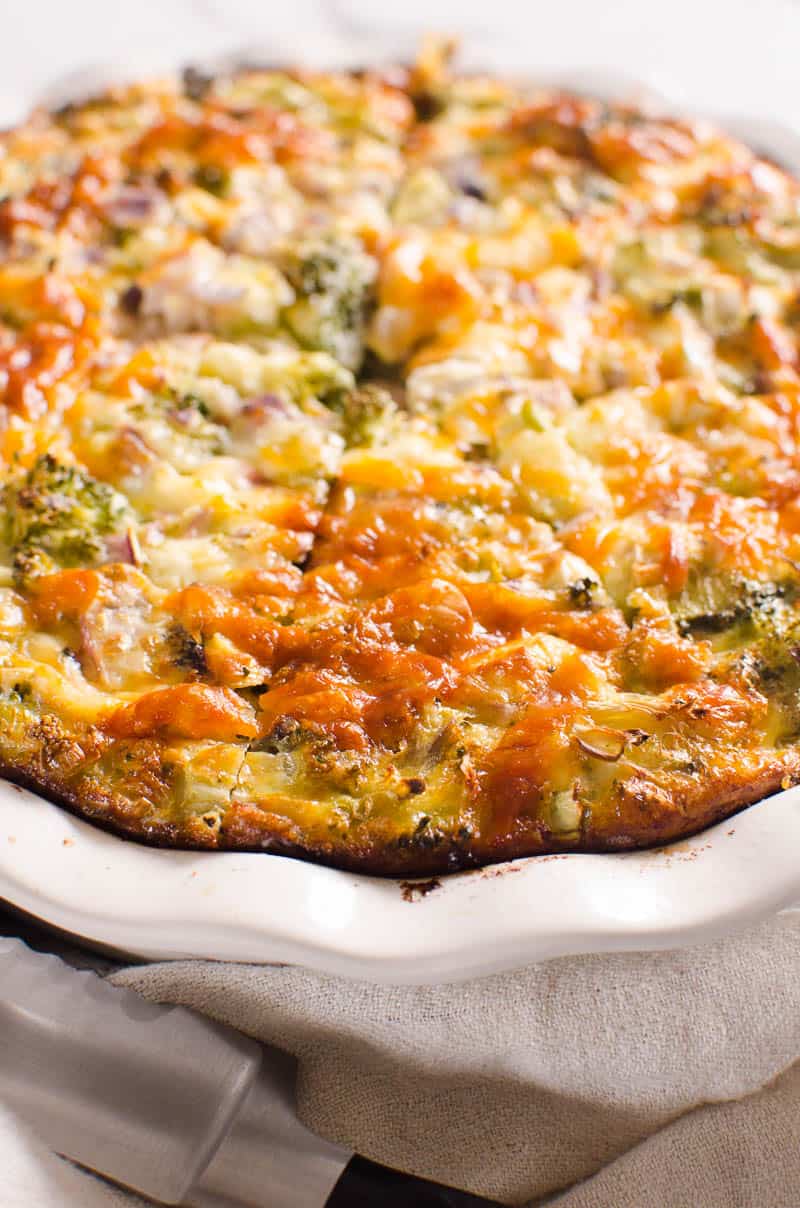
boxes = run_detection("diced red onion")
[240,393,289,419]
[104,186,163,228]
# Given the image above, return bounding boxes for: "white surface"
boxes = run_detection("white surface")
[1,0,800,131]
[2,1,800,980]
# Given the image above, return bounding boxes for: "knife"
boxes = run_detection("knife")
[0,938,498,1207]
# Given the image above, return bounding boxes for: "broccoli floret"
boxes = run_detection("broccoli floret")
[568,577,599,609]
[193,163,230,197]
[323,383,398,448]
[715,610,800,742]
[168,624,208,676]
[5,455,129,584]
[675,576,793,642]
[182,65,215,102]
[253,716,311,754]
[281,236,377,370]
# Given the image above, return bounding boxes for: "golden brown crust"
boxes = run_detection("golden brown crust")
[6,749,798,877]
[3,47,800,873]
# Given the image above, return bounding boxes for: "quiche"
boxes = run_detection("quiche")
[2,44,800,874]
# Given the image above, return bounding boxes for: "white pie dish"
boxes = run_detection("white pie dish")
[1,780,799,983]
[3,13,800,982]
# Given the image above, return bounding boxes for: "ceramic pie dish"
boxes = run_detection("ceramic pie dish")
[1,777,799,982]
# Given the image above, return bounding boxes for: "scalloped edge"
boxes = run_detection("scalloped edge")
[1,780,799,982]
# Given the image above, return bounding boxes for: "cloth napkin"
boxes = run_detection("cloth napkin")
[3,908,800,1207]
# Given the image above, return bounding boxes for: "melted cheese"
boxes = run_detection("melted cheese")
[1,50,800,871]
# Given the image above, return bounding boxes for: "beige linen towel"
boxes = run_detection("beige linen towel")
[3,909,800,1206]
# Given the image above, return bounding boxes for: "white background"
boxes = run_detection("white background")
[1,0,800,135]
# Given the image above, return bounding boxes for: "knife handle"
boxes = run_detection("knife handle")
[0,936,260,1203]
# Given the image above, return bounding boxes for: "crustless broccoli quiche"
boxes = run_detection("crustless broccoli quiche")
[2,43,800,874]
